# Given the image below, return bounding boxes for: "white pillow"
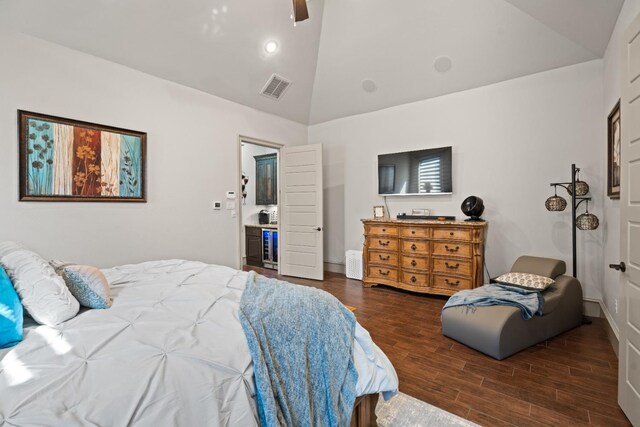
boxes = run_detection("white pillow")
[0,242,79,326]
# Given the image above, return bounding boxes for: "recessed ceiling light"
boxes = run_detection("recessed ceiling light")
[434,56,453,73]
[264,40,278,54]
[362,79,377,93]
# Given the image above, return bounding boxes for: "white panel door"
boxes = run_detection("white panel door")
[280,144,324,280]
[618,13,640,426]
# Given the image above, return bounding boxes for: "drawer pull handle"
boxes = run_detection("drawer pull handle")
[411,260,417,267]
[445,245,460,253]
[378,269,390,276]
[411,244,417,250]
[379,255,390,261]
[379,240,390,246]
[445,279,460,286]
[411,276,417,283]
[411,230,416,234]
[445,262,460,270]
[382,228,386,232]
[449,232,454,236]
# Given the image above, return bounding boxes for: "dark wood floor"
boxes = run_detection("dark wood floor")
[245,266,631,426]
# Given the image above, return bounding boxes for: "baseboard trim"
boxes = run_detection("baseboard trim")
[324,261,346,274]
[584,297,619,357]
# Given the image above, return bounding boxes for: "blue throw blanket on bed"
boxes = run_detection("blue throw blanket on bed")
[239,271,358,427]
[442,284,545,320]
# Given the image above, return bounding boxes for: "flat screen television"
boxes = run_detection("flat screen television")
[378,146,452,196]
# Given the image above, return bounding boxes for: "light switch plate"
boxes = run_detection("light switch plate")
[213,201,222,210]
[226,191,236,199]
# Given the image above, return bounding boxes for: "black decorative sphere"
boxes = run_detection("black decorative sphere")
[461,196,484,221]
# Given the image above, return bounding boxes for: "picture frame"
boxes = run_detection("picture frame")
[373,205,386,218]
[19,110,146,202]
[607,100,621,199]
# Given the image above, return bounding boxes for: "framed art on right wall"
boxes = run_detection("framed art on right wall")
[608,100,621,199]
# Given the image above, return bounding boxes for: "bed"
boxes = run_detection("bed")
[0,258,398,426]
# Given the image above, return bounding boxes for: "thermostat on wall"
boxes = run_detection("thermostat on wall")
[226,191,236,199]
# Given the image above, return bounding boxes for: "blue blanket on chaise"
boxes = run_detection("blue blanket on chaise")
[442,284,545,320]
[239,271,358,427]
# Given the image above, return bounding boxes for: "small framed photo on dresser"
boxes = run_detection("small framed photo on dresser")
[373,206,386,218]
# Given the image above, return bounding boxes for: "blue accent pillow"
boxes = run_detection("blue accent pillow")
[0,265,23,348]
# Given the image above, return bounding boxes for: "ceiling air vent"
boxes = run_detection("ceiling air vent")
[260,74,292,100]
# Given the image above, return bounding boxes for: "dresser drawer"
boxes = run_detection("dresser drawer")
[399,226,430,238]
[433,228,472,241]
[432,242,472,258]
[432,258,472,276]
[368,251,399,266]
[401,240,429,255]
[366,224,398,236]
[368,237,398,251]
[401,256,429,270]
[401,271,429,287]
[432,274,472,291]
[367,266,398,281]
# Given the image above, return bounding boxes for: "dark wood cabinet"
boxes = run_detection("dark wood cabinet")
[245,226,263,267]
[255,153,277,205]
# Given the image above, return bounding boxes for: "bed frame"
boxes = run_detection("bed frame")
[351,393,379,427]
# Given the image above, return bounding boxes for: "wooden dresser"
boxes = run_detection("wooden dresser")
[361,219,487,296]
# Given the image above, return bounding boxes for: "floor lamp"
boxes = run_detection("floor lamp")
[545,164,599,278]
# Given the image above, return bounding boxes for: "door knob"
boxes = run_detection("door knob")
[609,262,626,272]
[315,227,322,231]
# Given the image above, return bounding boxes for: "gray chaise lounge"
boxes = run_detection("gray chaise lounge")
[441,256,583,360]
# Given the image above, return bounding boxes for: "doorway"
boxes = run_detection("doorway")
[238,136,282,273]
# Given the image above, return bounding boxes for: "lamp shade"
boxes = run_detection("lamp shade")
[576,212,599,230]
[567,180,589,196]
[545,195,567,211]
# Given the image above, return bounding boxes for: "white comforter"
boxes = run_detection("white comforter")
[0,260,397,426]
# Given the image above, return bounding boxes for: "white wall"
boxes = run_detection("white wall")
[310,60,605,300]
[602,0,640,329]
[0,30,307,268]
[240,143,278,258]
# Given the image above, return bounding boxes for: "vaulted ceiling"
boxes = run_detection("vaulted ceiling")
[0,0,624,125]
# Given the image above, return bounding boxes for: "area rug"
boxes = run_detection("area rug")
[376,392,478,427]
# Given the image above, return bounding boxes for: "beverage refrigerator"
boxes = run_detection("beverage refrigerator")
[262,228,278,270]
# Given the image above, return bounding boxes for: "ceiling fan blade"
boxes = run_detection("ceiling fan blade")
[292,0,309,22]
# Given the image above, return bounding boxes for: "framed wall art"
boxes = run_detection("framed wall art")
[607,101,621,199]
[19,110,146,202]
